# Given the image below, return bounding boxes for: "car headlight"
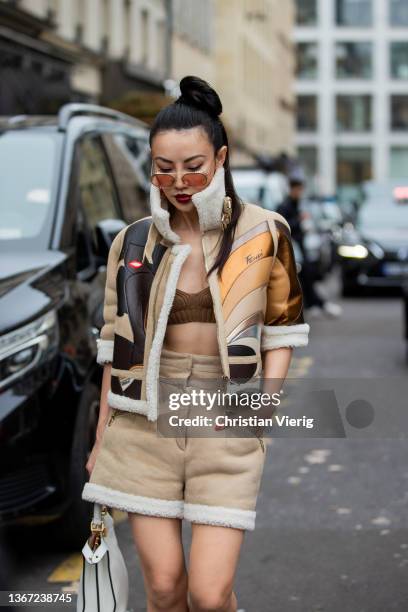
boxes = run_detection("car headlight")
[0,310,59,390]
[337,244,369,259]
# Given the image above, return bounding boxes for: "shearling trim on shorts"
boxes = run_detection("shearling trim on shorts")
[183,502,256,531]
[260,323,310,351]
[82,482,184,518]
[96,339,114,364]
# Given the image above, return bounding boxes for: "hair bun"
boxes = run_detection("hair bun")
[177,76,222,118]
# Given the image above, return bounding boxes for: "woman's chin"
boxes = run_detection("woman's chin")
[170,199,195,213]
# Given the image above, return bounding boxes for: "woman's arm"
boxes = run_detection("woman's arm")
[257,214,310,419]
[86,364,113,476]
[96,363,113,442]
[257,347,293,419]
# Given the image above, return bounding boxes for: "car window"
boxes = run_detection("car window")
[78,134,120,229]
[101,133,150,224]
[358,204,408,230]
[0,131,60,251]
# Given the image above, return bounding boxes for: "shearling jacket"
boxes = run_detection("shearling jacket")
[96,167,310,422]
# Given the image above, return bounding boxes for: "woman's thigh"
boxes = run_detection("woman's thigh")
[188,523,244,594]
[128,514,187,585]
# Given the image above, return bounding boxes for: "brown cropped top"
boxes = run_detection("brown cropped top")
[168,286,216,324]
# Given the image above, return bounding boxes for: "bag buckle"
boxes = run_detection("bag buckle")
[90,521,107,537]
[90,506,108,541]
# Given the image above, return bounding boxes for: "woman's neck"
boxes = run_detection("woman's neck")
[170,207,200,234]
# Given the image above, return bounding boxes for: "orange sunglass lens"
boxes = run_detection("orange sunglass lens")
[151,173,207,188]
[184,173,207,186]
[152,174,174,188]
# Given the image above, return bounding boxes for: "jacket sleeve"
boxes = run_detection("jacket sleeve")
[260,213,310,351]
[96,228,125,365]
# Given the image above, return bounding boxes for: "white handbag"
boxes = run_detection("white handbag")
[76,503,130,612]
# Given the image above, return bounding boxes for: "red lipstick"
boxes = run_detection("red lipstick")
[175,194,192,203]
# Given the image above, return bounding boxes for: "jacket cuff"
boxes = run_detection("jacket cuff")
[96,338,114,365]
[260,323,310,351]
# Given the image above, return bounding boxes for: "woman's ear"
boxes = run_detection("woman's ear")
[215,145,228,168]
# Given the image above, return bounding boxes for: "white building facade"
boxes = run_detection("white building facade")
[294,0,408,202]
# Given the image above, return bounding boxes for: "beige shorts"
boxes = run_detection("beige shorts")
[82,347,267,531]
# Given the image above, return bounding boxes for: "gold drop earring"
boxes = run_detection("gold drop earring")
[221,196,232,230]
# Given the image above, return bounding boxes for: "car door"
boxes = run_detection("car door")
[64,132,123,351]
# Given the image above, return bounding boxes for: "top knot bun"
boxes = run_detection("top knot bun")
[177,76,222,118]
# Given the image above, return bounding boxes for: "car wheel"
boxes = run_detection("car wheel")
[341,277,361,297]
[50,382,100,550]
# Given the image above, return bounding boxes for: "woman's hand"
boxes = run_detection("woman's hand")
[86,437,103,477]
[259,347,293,419]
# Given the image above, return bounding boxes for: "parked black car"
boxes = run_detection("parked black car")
[0,104,151,547]
[337,180,408,296]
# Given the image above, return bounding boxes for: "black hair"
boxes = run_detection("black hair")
[149,75,243,278]
[289,179,304,188]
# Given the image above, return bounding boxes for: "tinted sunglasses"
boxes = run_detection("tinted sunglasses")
[150,169,210,189]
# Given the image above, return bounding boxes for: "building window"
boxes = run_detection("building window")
[390,0,408,26]
[336,42,372,78]
[75,0,85,44]
[295,0,317,26]
[297,95,318,131]
[141,9,149,65]
[390,42,408,79]
[391,95,408,130]
[46,0,59,21]
[390,147,408,178]
[336,95,372,131]
[337,147,372,203]
[101,0,110,53]
[296,42,318,79]
[336,0,372,27]
[123,0,131,60]
[157,20,166,75]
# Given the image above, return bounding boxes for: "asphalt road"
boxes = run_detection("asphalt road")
[4,268,408,612]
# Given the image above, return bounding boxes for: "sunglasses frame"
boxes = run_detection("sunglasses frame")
[150,159,216,189]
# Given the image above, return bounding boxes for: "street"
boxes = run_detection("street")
[3,268,408,612]
[1,1,408,610]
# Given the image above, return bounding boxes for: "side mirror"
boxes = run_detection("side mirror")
[95,219,127,260]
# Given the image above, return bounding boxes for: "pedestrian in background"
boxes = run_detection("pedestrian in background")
[277,177,342,318]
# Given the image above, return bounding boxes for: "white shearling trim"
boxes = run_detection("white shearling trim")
[149,167,226,243]
[107,390,149,415]
[145,243,192,421]
[191,166,226,232]
[184,502,256,531]
[82,483,184,518]
[150,184,182,244]
[96,339,114,364]
[261,323,310,350]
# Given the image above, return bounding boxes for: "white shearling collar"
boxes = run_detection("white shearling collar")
[149,166,226,244]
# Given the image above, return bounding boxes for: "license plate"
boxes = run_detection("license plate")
[383,262,408,276]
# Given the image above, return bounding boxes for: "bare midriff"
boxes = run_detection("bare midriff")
[163,321,219,355]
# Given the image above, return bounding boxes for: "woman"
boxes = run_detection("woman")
[82,76,310,612]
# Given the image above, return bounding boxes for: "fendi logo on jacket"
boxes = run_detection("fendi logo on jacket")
[245,251,263,265]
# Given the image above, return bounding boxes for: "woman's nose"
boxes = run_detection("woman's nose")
[174,171,186,189]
